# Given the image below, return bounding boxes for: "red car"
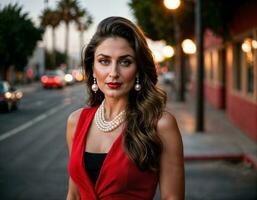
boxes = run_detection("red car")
[41,70,66,88]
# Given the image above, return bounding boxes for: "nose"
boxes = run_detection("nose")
[108,62,119,78]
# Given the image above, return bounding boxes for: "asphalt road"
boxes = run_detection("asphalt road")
[0,83,87,199]
[0,83,256,200]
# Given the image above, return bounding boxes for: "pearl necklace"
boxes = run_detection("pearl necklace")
[95,100,126,132]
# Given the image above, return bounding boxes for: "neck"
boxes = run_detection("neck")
[103,97,127,121]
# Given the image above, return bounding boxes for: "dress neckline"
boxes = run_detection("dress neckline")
[85,151,108,155]
[82,107,124,189]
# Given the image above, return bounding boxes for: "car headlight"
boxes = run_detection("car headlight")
[16,91,23,99]
[75,73,83,81]
[4,92,12,99]
[64,74,73,82]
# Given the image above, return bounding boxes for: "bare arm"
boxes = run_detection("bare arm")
[66,109,83,200]
[157,112,185,200]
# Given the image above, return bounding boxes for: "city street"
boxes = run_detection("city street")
[0,0,257,199]
[0,83,87,199]
[0,83,256,200]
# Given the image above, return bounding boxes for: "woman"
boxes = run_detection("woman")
[66,16,184,200]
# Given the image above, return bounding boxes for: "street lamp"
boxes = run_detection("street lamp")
[163,45,175,58]
[182,39,196,54]
[153,51,165,63]
[163,0,181,10]
[163,0,205,132]
[241,39,251,53]
[163,0,186,102]
[252,40,257,49]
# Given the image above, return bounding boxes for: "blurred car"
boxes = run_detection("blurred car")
[41,70,66,88]
[64,70,75,85]
[0,81,23,112]
[71,69,85,82]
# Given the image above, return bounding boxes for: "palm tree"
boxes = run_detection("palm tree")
[57,0,80,66]
[40,8,61,67]
[75,9,93,52]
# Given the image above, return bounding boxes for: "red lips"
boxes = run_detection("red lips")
[107,82,122,89]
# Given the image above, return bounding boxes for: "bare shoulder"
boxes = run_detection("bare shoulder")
[66,108,84,139]
[157,111,179,136]
[157,112,185,199]
[67,108,84,127]
[157,110,183,148]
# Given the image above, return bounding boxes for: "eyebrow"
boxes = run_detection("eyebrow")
[96,54,135,59]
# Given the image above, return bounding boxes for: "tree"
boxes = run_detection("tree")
[129,0,252,43]
[40,8,61,67]
[128,0,252,102]
[0,4,43,81]
[45,50,67,69]
[57,0,80,65]
[129,0,194,44]
[75,8,93,53]
[129,0,194,101]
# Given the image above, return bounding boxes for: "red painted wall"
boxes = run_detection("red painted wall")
[191,80,225,109]
[205,83,225,109]
[227,94,257,141]
[190,43,257,141]
[226,45,257,142]
[189,2,257,141]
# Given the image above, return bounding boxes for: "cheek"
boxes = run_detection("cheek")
[126,72,136,82]
[123,70,137,89]
[93,67,107,81]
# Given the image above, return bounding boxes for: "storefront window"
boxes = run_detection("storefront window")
[210,51,214,81]
[233,42,242,91]
[241,38,255,94]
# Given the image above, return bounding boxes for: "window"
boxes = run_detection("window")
[233,42,242,91]
[241,37,255,95]
[233,29,257,99]
[209,51,214,81]
[218,49,225,85]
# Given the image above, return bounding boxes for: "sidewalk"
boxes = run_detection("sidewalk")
[162,84,257,169]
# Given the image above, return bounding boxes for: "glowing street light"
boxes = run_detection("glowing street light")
[163,0,181,10]
[241,39,252,53]
[252,40,257,49]
[153,51,165,63]
[182,39,196,54]
[163,45,175,58]
[163,0,205,131]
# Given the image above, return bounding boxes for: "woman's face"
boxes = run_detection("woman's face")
[93,37,137,99]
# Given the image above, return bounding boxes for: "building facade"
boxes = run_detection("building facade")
[189,2,257,141]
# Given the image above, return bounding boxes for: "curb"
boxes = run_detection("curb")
[243,154,257,169]
[185,153,257,170]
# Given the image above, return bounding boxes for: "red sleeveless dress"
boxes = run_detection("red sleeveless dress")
[68,107,158,200]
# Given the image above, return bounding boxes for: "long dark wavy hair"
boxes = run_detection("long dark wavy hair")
[82,17,167,171]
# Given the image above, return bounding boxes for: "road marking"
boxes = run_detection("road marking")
[0,103,69,142]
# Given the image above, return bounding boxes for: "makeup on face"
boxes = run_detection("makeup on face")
[93,37,138,98]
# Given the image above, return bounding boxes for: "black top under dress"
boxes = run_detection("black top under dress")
[84,152,107,185]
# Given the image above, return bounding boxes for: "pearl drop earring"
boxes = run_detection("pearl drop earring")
[134,76,141,91]
[91,77,98,93]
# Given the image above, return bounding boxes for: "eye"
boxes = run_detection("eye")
[98,59,110,65]
[119,59,132,67]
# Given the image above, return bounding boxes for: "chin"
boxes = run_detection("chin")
[103,89,130,99]
[105,92,125,99]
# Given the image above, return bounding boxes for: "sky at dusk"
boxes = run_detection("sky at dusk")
[1,0,167,62]
[0,0,136,58]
